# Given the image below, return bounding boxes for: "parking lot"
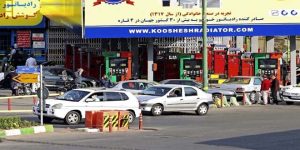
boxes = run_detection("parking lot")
[1,100,300,150]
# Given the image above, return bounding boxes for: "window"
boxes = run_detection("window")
[89,92,104,102]
[122,82,137,90]
[182,81,196,86]
[105,92,123,101]
[184,87,198,96]
[120,93,129,100]
[169,88,182,97]
[166,80,180,84]
[253,78,262,85]
[138,82,149,90]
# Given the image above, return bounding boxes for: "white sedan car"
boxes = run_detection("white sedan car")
[137,85,213,116]
[281,84,300,105]
[33,88,141,125]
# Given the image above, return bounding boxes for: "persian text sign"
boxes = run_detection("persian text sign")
[85,0,300,38]
[0,0,43,26]
[17,30,31,48]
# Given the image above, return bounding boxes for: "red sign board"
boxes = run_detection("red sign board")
[17,30,31,48]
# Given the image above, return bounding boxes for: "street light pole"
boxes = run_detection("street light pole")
[202,0,208,91]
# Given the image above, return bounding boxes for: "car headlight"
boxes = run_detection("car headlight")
[52,103,63,109]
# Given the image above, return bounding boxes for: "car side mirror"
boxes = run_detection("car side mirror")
[85,98,94,102]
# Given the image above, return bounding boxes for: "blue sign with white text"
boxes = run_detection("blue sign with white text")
[85,24,300,38]
[16,66,40,74]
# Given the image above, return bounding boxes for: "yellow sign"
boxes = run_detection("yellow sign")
[13,74,38,83]
[0,0,43,26]
[85,0,300,26]
[40,0,82,26]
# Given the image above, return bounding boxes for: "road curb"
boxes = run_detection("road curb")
[0,125,53,138]
[0,110,32,113]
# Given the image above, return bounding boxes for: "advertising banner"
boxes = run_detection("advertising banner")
[0,0,44,27]
[40,0,82,34]
[84,0,300,38]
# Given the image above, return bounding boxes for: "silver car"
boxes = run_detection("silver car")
[212,76,262,101]
[110,80,159,95]
[137,85,213,116]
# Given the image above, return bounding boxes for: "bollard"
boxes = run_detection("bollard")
[242,92,246,105]
[220,94,223,108]
[32,97,37,105]
[139,112,143,130]
[109,116,112,133]
[7,98,11,111]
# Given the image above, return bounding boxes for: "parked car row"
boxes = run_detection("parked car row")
[33,79,213,125]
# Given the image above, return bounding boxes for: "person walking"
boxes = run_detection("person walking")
[260,75,271,105]
[270,74,280,105]
[25,54,37,67]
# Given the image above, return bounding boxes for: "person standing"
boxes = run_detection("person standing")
[260,75,271,105]
[74,68,84,88]
[270,74,280,105]
[25,54,37,67]
[101,74,112,88]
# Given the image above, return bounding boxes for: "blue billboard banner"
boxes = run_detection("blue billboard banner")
[85,24,300,38]
[84,0,300,38]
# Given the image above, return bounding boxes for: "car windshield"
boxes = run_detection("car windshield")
[56,90,90,102]
[224,77,251,84]
[142,87,172,96]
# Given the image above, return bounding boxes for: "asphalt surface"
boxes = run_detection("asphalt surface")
[1,104,300,150]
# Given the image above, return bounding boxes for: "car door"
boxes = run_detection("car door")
[101,92,127,110]
[43,68,61,88]
[165,87,184,111]
[253,78,262,92]
[182,87,199,110]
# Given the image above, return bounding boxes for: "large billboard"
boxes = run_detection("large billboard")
[84,0,300,38]
[0,0,44,27]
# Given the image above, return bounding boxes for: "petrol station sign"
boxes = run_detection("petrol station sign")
[0,0,44,27]
[84,0,300,38]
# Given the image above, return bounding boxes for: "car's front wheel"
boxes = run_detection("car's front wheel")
[151,104,163,116]
[64,111,81,125]
[196,103,208,116]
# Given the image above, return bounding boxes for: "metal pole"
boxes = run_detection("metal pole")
[202,0,208,91]
[40,65,43,126]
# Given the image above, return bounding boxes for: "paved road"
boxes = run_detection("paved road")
[1,105,300,150]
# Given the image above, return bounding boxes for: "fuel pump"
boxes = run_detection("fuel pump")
[103,51,132,82]
[227,48,242,78]
[241,52,254,76]
[252,53,282,79]
[154,48,180,81]
[179,53,203,82]
[213,45,228,76]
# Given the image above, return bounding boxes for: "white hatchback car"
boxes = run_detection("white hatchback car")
[33,88,141,125]
[137,85,213,116]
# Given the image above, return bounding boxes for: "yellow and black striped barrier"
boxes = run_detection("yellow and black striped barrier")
[118,111,129,131]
